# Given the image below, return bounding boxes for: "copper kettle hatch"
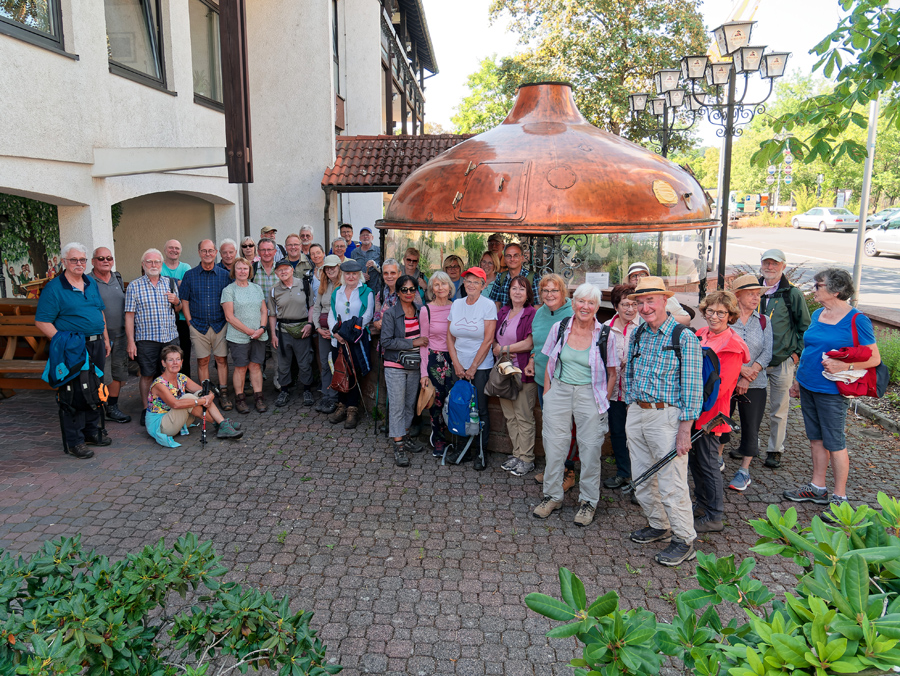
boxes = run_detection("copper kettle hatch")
[377,82,716,235]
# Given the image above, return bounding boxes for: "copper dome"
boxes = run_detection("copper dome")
[378,82,716,234]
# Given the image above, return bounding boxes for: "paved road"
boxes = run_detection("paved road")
[723,227,900,309]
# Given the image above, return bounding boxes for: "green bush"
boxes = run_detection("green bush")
[0,533,340,676]
[876,328,900,384]
[526,492,900,676]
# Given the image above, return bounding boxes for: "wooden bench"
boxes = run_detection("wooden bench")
[0,298,39,316]
[0,319,51,395]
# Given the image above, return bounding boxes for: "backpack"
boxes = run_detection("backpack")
[57,350,108,415]
[444,379,481,438]
[631,323,721,412]
[554,317,611,368]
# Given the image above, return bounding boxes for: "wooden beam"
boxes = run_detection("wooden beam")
[219,0,253,183]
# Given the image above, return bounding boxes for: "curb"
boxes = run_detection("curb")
[851,399,900,436]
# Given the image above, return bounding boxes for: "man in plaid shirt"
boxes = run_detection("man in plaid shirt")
[623,276,703,568]
[488,242,541,308]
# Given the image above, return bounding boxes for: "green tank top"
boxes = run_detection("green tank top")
[558,343,592,385]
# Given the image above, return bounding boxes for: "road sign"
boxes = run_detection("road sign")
[783,154,793,165]
[767,165,777,175]
[766,176,775,185]
[784,176,793,185]
[783,164,793,175]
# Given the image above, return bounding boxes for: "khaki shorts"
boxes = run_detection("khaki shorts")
[189,325,228,359]
[159,393,199,436]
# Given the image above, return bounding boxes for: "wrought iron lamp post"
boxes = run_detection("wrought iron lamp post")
[628,77,705,159]
[631,20,790,291]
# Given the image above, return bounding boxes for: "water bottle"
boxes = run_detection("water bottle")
[469,399,479,425]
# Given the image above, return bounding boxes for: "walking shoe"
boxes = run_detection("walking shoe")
[213,419,241,431]
[764,452,781,469]
[718,456,726,473]
[140,409,146,427]
[501,456,520,472]
[783,482,829,505]
[655,539,696,567]
[603,475,628,489]
[275,390,291,408]
[393,440,410,467]
[328,403,347,424]
[728,468,752,492]
[403,435,424,454]
[234,394,250,414]
[64,442,94,459]
[534,472,544,484]
[562,469,577,492]
[694,515,724,532]
[728,448,744,460]
[630,526,672,544]
[692,503,706,519]
[630,492,640,505]
[105,404,132,424]
[216,419,243,439]
[574,501,596,527]
[821,495,850,524]
[473,452,487,471]
[533,496,562,519]
[320,400,337,415]
[218,387,233,411]
[254,393,267,413]
[511,460,535,477]
[84,429,112,447]
[302,390,314,407]
[433,440,447,459]
[343,406,359,429]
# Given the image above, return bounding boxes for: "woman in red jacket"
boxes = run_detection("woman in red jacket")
[691,290,749,534]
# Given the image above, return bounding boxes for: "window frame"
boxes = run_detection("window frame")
[190,0,224,111]
[0,0,71,56]
[107,0,169,92]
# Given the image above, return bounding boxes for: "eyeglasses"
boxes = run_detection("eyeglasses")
[813,282,825,290]
[619,302,638,310]
[463,277,483,285]
[543,288,560,295]
[399,286,416,293]
[66,258,87,265]
[93,256,114,262]
[705,309,728,318]
[505,253,523,259]
[405,258,419,264]
[445,265,461,271]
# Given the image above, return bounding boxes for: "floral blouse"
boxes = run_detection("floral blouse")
[147,373,188,414]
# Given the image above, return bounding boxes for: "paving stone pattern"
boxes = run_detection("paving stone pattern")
[1,383,899,676]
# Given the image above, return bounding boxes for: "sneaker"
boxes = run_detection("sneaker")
[403,435,424,454]
[574,501,596,527]
[728,468,752,492]
[320,400,337,415]
[64,442,94,459]
[275,390,291,408]
[393,441,410,467]
[764,452,781,469]
[302,391,314,407]
[603,475,628,489]
[630,526,672,544]
[433,440,446,459]
[533,496,562,519]
[655,539,696,567]
[511,460,534,477]
[501,457,520,472]
[718,456,726,473]
[562,469,577,492]
[84,429,112,447]
[105,404,132,424]
[694,514,724,532]
[821,495,850,524]
[783,483,829,505]
[216,420,243,439]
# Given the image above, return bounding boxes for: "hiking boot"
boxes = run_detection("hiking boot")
[105,404,131,424]
[501,456,520,472]
[511,460,534,477]
[655,539,696,567]
[234,394,250,414]
[302,390,314,407]
[574,501,596,527]
[630,492,640,505]
[821,495,850,524]
[254,393,267,413]
[533,496,562,519]
[343,406,359,429]
[693,503,706,519]
[275,390,291,408]
[403,435,424,454]
[764,452,781,469]
[783,482,829,505]
[65,443,94,459]
[728,468,752,492]
[603,475,628,489]
[218,386,233,411]
[563,469,577,492]
[630,526,672,544]
[393,440,410,467]
[216,419,243,439]
[84,429,112,447]
[473,451,487,471]
[328,403,347,424]
[694,515,724,532]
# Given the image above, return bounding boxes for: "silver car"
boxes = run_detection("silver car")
[864,217,900,256]
[866,208,900,229]
[791,207,859,232]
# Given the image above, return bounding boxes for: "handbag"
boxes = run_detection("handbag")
[330,347,352,393]
[319,312,329,329]
[835,312,890,398]
[398,349,421,371]
[484,347,523,400]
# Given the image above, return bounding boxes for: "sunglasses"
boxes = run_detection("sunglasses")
[405,258,419,264]
[399,286,416,293]
[241,244,254,249]
[93,256,114,262]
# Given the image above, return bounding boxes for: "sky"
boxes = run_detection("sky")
[420,0,847,145]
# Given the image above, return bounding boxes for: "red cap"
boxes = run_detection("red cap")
[463,266,487,281]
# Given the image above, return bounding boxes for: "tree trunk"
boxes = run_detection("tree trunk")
[27,237,49,279]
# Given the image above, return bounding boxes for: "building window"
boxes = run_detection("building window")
[0,0,64,50]
[332,0,340,96]
[104,0,165,85]
[189,0,222,105]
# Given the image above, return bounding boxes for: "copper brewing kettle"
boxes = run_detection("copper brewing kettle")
[378,82,715,234]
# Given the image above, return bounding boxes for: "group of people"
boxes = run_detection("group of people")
[36,234,880,569]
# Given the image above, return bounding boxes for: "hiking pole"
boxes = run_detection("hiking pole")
[345,343,369,419]
[622,413,739,494]
[199,379,211,446]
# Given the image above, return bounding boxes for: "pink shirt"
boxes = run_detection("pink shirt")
[541,318,617,415]
[418,303,452,377]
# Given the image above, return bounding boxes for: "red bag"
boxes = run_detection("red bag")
[833,312,889,398]
[330,348,352,393]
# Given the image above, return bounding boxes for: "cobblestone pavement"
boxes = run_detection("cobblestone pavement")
[1,382,899,676]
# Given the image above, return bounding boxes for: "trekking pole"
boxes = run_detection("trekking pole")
[199,379,211,446]
[345,343,369,419]
[622,413,739,494]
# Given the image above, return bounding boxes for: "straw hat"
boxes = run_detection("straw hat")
[628,276,674,299]
[731,274,766,292]
[417,379,436,415]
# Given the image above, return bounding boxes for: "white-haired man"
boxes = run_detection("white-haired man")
[125,248,181,425]
[218,239,238,273]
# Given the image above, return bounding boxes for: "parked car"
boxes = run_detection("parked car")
[866,208,900,229]
[864,217,900,257]
[791,207,859,232]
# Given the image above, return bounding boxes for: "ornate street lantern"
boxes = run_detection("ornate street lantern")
[653,69,682,95]
[760,52,791,79]
[733,45,766,73]
[665,88,686,109]
[681,55,709,81]
[712,21,756,56]
[628,92,650,113]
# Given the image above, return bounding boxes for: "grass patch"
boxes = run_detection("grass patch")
[876,327,900,384]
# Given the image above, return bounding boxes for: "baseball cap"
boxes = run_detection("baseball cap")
[359,225,374,234]
[261,226,277,234]
[488,233,505,244]
[274,259,293,269]
[463,266,487,281]
[322,254,341,268]
[760,249,786,263]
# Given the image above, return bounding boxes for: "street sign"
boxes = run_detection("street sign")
[767,165,777,175]
[766,176,775,185]
[784,176,793,185]
[783,154,793,165]
[783,164,793,175]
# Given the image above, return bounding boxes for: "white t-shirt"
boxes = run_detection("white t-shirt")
[448,296,498,370]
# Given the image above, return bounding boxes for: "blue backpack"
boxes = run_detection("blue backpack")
[444,379,480,437]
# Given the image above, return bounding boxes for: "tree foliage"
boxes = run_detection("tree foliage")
[0,194,60,279]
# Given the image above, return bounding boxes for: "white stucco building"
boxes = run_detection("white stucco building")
[0,0,435,285]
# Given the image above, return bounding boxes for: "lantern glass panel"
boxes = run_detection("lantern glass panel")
[681,55,708,80]
[666,89,685,108]
[687,92,706,111]
[735,46,764,73]
[761,52,790,78]
[650,97,666,116]
[706,62,731,86]
[629,93,649,112]
[713,21,755,55]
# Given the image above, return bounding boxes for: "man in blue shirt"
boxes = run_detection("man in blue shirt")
[35,242,111,459]
[179,239,233,410]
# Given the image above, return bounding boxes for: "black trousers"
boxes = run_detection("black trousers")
[60,338,106,448]
[608,400,630,478]
[689,431,724,521]
[731,389,767,458]
[176,318,192,377]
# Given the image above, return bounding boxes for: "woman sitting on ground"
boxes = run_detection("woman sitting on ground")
[146,345,242,447]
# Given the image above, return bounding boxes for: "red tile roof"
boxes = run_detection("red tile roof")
[322,134,474,191]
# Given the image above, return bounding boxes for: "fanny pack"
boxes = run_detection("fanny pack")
[278,319,308,339]
[397,350,421,371]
